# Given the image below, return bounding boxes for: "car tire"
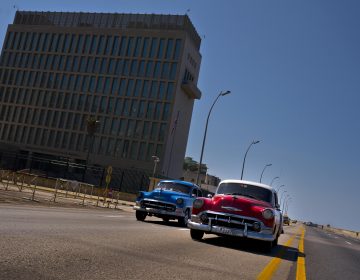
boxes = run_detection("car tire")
[190,229,204,241]
[178,209,190,227]
[135,210,147,221]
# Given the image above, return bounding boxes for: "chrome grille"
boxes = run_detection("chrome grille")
[206,212,257,230]
[142,199,176,212]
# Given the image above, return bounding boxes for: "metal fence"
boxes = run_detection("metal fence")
[0,151,161,194]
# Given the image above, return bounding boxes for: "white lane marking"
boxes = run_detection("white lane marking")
[178,228,190,231]
[346,241,352,245]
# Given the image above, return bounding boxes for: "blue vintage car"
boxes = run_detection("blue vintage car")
[134,180,202,226]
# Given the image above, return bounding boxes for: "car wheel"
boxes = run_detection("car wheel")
[190,229,204,241]
[135,210,147,221]
[178,209,190,227]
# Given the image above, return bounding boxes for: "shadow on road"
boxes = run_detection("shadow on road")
[143,219,185,228]
[198,235,302,260]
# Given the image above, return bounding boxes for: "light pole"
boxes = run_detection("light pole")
[285,198,292,214]
[279,190,287,205]
[152,156,160,177]
[82,117,100,182]
[270,176,279,186]
[276,184,285,193]
[260,163,272,183]
[282,194,290,212]
[196,90,231,185]
[240,140,260,180]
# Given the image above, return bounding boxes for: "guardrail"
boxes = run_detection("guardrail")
[0,169,136,208]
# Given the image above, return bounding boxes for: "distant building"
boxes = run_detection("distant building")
[0,11,202,179]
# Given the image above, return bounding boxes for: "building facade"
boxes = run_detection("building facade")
[0,11,202,179]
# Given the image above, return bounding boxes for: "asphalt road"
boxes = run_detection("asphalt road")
[304,225,360,280]
[0,204,302,280]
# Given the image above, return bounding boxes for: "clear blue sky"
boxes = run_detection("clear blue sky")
[1,0,359,231]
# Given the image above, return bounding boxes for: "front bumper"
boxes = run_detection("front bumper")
[188,216,275,242]
[134,205,185,218]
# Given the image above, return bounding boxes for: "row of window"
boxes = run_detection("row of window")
[1,52,179,80]
[0,123,163,161]
[0,71,176,101]
[0,108,168,142]
[5,32,182,60]
[0,88,173,121]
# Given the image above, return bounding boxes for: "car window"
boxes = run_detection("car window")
[198,189,203,197]
[156,182,191,194]
[192,188,197,197]
[216,182,272,203]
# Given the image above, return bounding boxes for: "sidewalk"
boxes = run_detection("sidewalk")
[0,180,136,210]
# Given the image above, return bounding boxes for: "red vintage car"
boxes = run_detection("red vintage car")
[188,180,283,249]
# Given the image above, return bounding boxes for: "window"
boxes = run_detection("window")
[142,80,150,98]
[173,39,182,60]
[141,37,149,57]
[112,36,119,56]
[126,80,134,96]
[162,103,170,121]
[130,60,137,76]
[153,62,161,78]
[157,38,165,59]
[90,36,98,54]
[126,120,135,137]
[134,80,142,97]
[146,102,154,119]
[126,37,134,57]
[158,123,166,141]
[130,141,138,160]
[165,39,174,59]
[170,63,178,80]
[105,36,113,55]
[166,83,174,101]
[150,81,158,99]
[119,36,127,56]
[149,38,158,58]
[76,35,84,53]
[100,58,107,74]
[134,37,142,57]
[154,103,162,120]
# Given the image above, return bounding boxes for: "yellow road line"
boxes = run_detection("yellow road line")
[257,234,296,280]
[296,227,306,280]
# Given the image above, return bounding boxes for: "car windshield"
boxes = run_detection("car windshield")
[216,183,272,203]
[156,182,191,194]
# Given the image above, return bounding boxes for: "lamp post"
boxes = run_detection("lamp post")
[276,184,285,193]
[152,156,160,177]
[279,190,287,205]
[82,117,100,182]
[240,140,260,180]
[260,163,272,183]
[196,90,231,185]
[285,198,292,214]
[282,194,290,212]
[270,176,279,186]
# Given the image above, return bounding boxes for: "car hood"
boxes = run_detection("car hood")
[209,194,273,221]
[143,189,190,204]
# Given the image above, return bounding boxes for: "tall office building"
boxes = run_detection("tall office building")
[0,11,202,179]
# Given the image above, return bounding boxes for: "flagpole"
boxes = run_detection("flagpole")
[166,111,180,177]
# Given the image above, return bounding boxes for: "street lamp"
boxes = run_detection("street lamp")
[276,184,285,193]
[241,140,260,180]
[282,194,290,212]
[196,90,231,185]
[270,176,279,186]
[285,198,292,214]
[85,117,100,165]
[82,117,100,182]
[260,163,272,183]
[152,156,160,177]
[279,190,287,205]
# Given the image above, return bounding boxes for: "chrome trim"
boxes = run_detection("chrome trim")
[205,210,263,224]
[134,205,185,218]
[188,220,275,241]
[142,198,177,208]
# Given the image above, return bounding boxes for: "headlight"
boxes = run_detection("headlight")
[262,209,274,219]
[193,199,204,209]
[176,198,184,204]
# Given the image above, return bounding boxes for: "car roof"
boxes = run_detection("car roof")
[159,179,199,188]
[218,179,275,192]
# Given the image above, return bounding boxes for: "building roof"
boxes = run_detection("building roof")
[13,11,201,50]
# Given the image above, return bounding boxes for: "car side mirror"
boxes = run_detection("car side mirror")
[276,203,281,210]
[191,193,196,198]
[207,194,213,198]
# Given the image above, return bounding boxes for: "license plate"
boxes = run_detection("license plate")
[217,227,232,235]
